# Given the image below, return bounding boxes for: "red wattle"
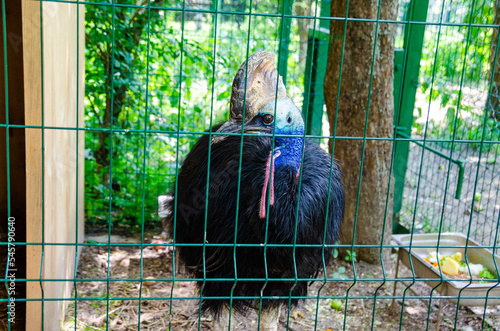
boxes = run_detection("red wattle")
[260,152,273,218]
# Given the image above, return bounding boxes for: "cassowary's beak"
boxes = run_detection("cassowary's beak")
[259,97,304,136]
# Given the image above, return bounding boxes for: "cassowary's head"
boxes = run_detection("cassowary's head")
[213,51,305,173]
[213,52,305,218]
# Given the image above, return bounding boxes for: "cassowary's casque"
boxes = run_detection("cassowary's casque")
[165,51,344,330]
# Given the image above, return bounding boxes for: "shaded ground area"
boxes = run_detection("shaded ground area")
[60,234,500,330]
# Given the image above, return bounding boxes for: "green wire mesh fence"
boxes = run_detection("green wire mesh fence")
[397,0,500,248]
[2,0,500,329]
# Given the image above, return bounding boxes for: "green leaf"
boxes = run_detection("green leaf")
[421,81,429,93]
[218,90,230,100]
[479,269,495,279]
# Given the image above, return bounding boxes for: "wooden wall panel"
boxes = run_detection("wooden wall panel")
[23,1,85,330]
[22,0,42,329]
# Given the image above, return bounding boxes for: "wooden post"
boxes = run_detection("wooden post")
[22,0,43,329]
[21,1,85,330]
[41,3,85,328]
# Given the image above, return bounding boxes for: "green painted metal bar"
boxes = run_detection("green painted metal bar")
[2,293,497,302]
[3,275,490,282]
[0,122,498,143]
[25,0,500,33]
[105,2,117,329]
[229,1,258,327]
[393,49,404,120]
[73,3,81,329]
[302,28,329,139]
[400,0,448,325]
[210,0,221,38]
[39,0,46,326]
[278,0,293,86]
[137,1,153,329]
[392,0,429,233]
[319,0,330,29]
[3,241,490,248]
[301,0,331,138]
[168,1,187,329]
[302,33,314,129]
[444,1,479,326]
[392,50,409,233]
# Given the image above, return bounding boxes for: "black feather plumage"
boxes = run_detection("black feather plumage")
[164,126,344,317]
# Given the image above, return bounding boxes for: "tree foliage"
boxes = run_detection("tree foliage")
[84,1,309,231]
[415,0,500,150]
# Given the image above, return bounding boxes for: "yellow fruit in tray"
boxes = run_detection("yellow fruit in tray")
[451,252,462,262]
[442,257,459,275]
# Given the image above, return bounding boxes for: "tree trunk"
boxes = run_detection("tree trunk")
[324,0,397,264]
[295,1,312,70]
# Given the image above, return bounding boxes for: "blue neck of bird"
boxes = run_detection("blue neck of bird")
[274,134,304,173]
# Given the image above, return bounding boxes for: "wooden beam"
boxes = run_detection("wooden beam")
[41,3,85,329]
[22,1,85,330]
[22,0,42,329]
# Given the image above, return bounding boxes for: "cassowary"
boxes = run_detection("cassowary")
[165,51,344,330]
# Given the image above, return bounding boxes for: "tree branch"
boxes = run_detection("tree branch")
[88,96,104,128]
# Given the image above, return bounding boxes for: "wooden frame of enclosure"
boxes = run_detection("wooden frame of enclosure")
[1,1,85,330]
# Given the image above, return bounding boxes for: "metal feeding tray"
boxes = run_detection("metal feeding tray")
[393,232,500,306]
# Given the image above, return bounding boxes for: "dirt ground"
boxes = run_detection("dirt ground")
[61,234,500,331]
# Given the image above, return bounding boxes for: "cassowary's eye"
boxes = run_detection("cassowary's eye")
[262,114,274,125]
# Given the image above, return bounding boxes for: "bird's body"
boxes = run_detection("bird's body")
[164,52,344,329]
[168,130,343,315]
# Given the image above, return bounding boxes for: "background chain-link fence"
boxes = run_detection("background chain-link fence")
[398,0,500,248]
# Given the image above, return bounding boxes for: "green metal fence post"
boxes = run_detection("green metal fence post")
[302,0,331,138]
[278,0,293,86]
[211,0,222,38]
[392,0,429,233]
[302,29,329,138]
[319,0,330,30]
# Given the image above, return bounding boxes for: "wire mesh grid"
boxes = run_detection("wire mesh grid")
[400,141,500,245]
[2,0,500,330]
[398,0,500,246]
